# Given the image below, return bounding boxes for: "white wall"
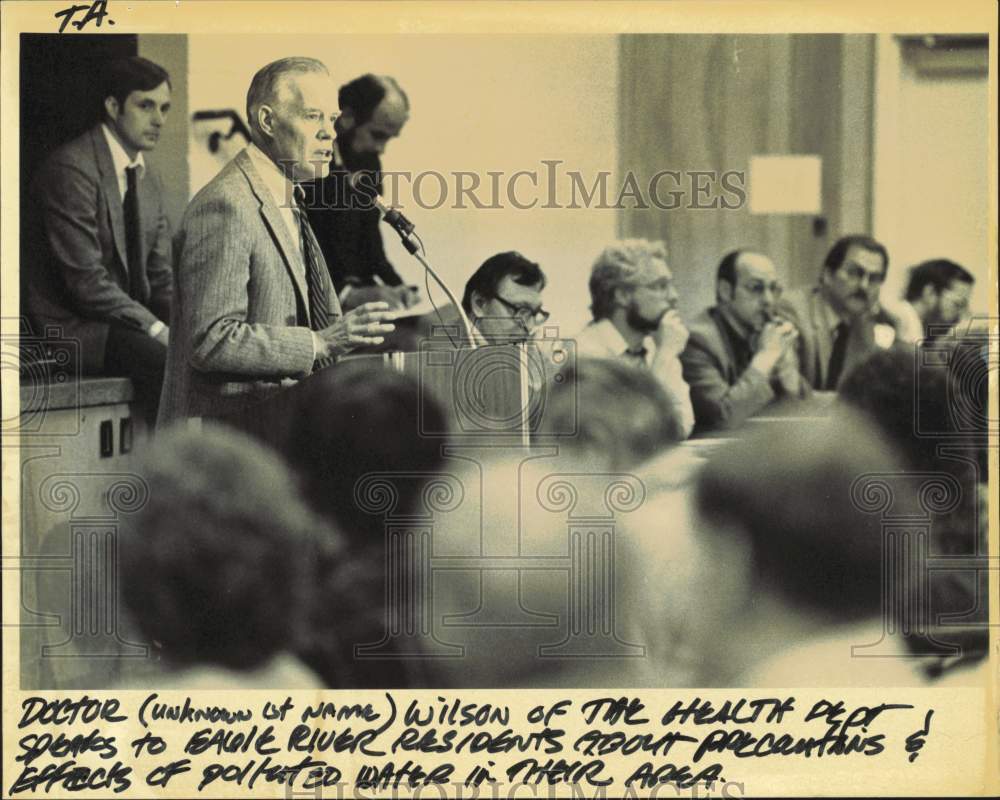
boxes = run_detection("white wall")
[873,35,991,315]
[187,34,619,334]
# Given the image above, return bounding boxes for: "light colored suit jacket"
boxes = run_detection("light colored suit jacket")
[158,149,339,425]
[26,125,172,373]
[778,286,880,390]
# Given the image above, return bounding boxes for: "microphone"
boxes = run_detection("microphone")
[346,170,479,349]
[348,171,415,237]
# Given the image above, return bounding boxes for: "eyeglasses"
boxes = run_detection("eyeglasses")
[841,265,886,286]
[739,280,784,297]
[492,296,551,327]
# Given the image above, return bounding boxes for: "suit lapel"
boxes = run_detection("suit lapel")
[235,151,311,325]
[809,290,832,388]
[91,127,129,279]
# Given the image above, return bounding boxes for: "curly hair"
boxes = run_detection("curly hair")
[589,239,668,320]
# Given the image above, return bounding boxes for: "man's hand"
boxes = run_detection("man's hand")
[395,285,421,309]
[751,319,797,376]
[316,302,396,359]
[651,309,689,358]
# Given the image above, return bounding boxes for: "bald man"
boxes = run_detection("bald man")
[681,250,807,430]
[304,74,418,310]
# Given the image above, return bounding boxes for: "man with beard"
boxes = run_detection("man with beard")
[575,239,694,440]
[778,235,897,391]
[681,250,807,431]
[303,74,418,310]
[895,258,975,343]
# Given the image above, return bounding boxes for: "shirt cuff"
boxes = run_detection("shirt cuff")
[311,331,324,364]
[148,320,165,338]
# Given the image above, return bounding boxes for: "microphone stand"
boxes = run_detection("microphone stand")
[380,209,478,349]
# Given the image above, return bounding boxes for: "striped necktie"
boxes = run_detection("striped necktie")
[292,185,333,331]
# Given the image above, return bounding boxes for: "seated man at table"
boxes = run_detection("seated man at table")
[778,234,897,390]
[575,239,694,440]
[460,251,548,344]
[894,258,975,344]
[681,250,806,430]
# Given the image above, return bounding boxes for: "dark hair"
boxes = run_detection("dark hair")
[822,234,889,278]
[715,249,742,301]
[280,362,446,688]
[101,56,170,109]
[339,74,409,126]
[539,357,685,467]
[462,251,546,314]
[121,427,322,671]
[695,416,900,620]
[904,258,974,302]
[282,361,446,542]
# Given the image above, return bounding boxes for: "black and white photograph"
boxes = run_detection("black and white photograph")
[2,1,996,797]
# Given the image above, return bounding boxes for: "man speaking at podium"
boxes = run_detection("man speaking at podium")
[159,58,394,426]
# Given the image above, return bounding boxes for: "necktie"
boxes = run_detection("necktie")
[123,165,142,297]
[826,321,849,390]
[293,186,333,331]
[624,345,649,369]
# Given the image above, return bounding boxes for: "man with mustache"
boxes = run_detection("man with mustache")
[159,57,394,426]
[575,239,695,440]
[26,56,174,426]
[681,250,807,431]
[304,74,418,311]
[778,235,895,391]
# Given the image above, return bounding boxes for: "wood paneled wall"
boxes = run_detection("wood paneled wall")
[618,34,875,316]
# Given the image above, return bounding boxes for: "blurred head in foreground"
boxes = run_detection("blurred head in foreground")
[538,356,687,469]
[280,361,447,687]
[122,425,326,686]
[692,413,909,684]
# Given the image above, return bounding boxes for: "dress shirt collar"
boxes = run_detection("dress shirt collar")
[585,318,655,363]
[246,142,299,211]
[101,124,144,185]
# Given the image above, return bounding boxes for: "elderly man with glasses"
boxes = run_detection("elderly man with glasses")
[575,239,695,440]
[777,234,897,391]
[461,251,550,344]
[681,250,808,431]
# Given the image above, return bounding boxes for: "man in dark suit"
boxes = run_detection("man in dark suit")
[159,57,395,426]
[779,235,897,391]
[681,250,806,430]
[26,57,174,424]
[304,74,418,310]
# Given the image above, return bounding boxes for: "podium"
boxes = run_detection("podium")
[227,331,576,450]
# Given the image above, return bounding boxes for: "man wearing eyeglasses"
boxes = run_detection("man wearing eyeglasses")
[575,239,695,440]
[461,251,549,344]
[778,235,896,391]
[681,250,807,430]
[894,258,976,344]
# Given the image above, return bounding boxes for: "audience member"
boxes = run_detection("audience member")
[461,251,548,344]
[576,239,695,439]
[26,56,174,426]
[839,341,989,674]
[895,258,975,343]
[537,356,689,467]
[281,361,448,687]
[305,73,418,309]
[681,250,807,429]
[121,426,326,688]
[692,414,931,686]
[779,235,897,390]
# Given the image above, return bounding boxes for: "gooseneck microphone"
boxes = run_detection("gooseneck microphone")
[348,171,477,348]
